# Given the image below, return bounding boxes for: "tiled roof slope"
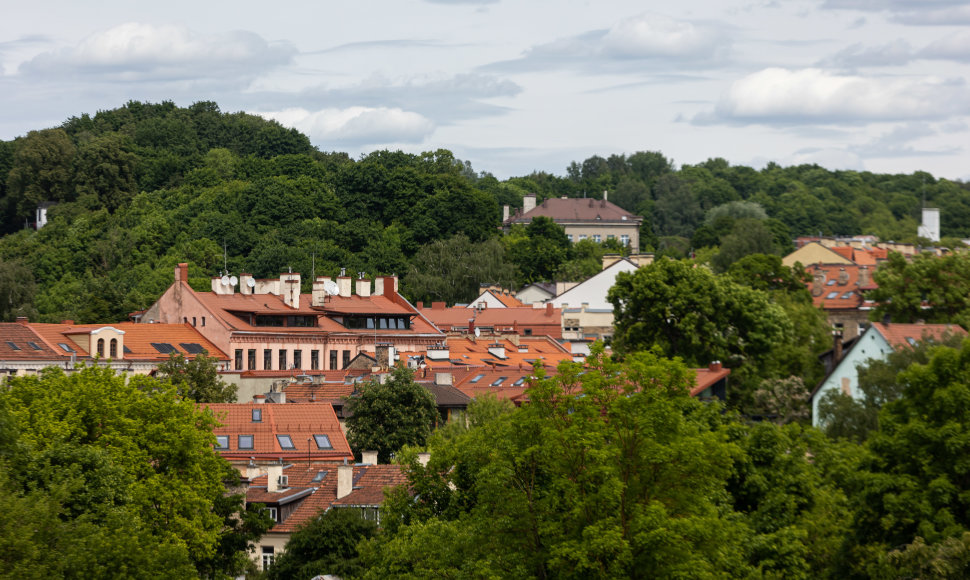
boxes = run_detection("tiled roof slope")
[0,323,63,360]
[203,402,353,462]
[871,322,966,349]
[26,322,227,360]
[505,197,641,224]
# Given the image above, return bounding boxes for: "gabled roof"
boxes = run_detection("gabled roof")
[481,290,526,308]
[549,258,639,310]
[422,336,573,371]
[505,197,642,225]
[420,305,562,338]
[870,322,966,349]
[24,322,227,361]
[0,323,64,361]
[203,402,353,462]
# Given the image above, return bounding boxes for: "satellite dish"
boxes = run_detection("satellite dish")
[323,280,340,296]
[247,278,256,288]
[229,276,238,287]
[221,275,230,286]
[474,327,481,337]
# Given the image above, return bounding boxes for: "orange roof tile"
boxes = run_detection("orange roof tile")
[871,322,967,350]
[807,264,877,310]
[203,402,353,462]
[26,322,227,361]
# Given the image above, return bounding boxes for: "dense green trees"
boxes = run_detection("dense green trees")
[156,351,238,403]
[870,251,970,329]
[345,367,439,464]
[0,365,268,578]
[266,508,377,580]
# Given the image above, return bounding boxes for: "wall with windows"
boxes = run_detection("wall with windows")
[560,223,640,249]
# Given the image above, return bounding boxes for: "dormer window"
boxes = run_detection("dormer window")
[252,408,262,422]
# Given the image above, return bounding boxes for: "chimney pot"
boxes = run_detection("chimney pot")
[337,464,354,499]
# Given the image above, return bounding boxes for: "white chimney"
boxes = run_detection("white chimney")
[418,452,431,467]
[362,450,378,465]
[337,463,354,499]
[266,464,283,493]
[337,275,352,297]
[435,372,453,386]
[523,194,536,214]
[239,273,254,295]
[503,204,510,222]
[356,278,371,297]
[603,190,608,201]
[311,276,331,306]
[280,272,301,309]
[426,344,450,361]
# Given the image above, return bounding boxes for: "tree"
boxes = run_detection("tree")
[0,365,242,577]
[609,258,791,370]
[503,216,571,283]
[711,218,779,273]
[5,129,76,222]
[870,251,970,329]
[72,132,138,212]
[345,366,439,463]
[267,507,377,580]
[404,234,516,305]
[156,351,238,403]
[0,258,37,321]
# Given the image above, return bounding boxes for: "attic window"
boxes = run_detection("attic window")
[312,470,327,482]
[825,291,839,299]
[6,341,20,350]
[180,343,206,354]
[907,337,918,346]
[214,435,229,450]
[27,342,42,350]
[252,408,262,422]
[469,374,486,383]
[826,279,837,286]
[151,342,176,354]
[238,435,254,450]
[841,291,854,299]
[277,435,295,450]
[58,343,75,352]
[123,346,132,354]
[513,377,526,386]
[313,434,333,450]
[491,377,508,386]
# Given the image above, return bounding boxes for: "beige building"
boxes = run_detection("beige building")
[503,193,643,249]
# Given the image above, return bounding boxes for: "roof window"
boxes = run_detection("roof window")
[252,408,262,422]
[826,279,837,286]
[469,374,485,383]
[825,291,839,299]
[238,435,254,450]
[6,341,20,350]
[277,435,295,450]
[214,435,229,450]
[180,343,205,354]
[491,377,508,386]
[312,470,327,482]
[151,342,176,354]
[58,343,75,352]
[841,291,854,299]
[313,434,333,450]
[513,377,526,386]
[26,342,42,350]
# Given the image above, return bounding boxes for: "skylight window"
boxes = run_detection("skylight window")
[491,377,508,386]
[238,435,254,450]
[214,435,229,450]
[906,337,918,346]
[825,291,839,299]
[58,343,75,352]
[6,341,20,350]
[841,291,854,299]
[313,434,333,450]
[826,279,837,286]
[180,342,205,354]
[277,435,295,450]
[252,408,262,422]
[151,342,176,354]
[469,374,486,383]
[26,342,42,350]
[513,377,526,386]
[312,470,327,482]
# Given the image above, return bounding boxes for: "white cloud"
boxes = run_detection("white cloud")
[19,22,293,81]
[698,68,970,124]
[600,13,728,60]
[919,31,970,62]
[822,39,914,67]
[894,6,970,25]
[821,0,970,25]
[255,106,435,146]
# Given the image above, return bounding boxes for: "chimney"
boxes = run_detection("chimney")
[312,276,331,306]
[603,190,608,202]
[812,270,825,296]
[211,276,234,295]
[355,277,371,297]
[376,344,394,369]
[15,316,28,324]
[523,194,536,214]
[426,344,450,361]
[337,274,352,297]
[545,303,554,317]
[838,267,849,285]
[362,450,378,465]
[503,205,510,222]
[468,317,475,336]
[833,330,844,362]
[266,464,283,493]
[253,394,266,404]
[373,276,397,297]
[417,452,431,467]
[709,361,723,372]
[435,372,453,386]
[239,273,254,295]
[858,266,870,287]
[175,263,188,284]
[337,463,354,499]
[280,272,301,309]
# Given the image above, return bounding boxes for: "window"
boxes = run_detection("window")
[293,350,302,370]
[343,350,351,369]
[180,343,205,354]
[311,350,319,370]
[252,408,262,422]
[151,342,176,354]
[470,373,485,383]
[263,507,277,522]
[567,234,573,242]
[263,349,272,370]
[109,338,117,358]
[825,291,839,299]
[248,349,256,370]
[234,349,243,370]
[841,291,854,299]
[312,470,327,482]
[183,317,188,324]
[593,234,601,243]
[826,279,837,286]
[607,234,615,240]
[97,338,105,356]
[214,435,229,450]
[261,546,274,570]
[620,234,630,246]
[238,435,254,449]
[26,342,41,350]
[491,377,508,386]
[201,316,206,327]
[279,349,287,370]
[313,434,333,449]
[192,317,196,327]
[578,234,587,241]
[330,350,338,370]
[524,328,533,336]
[277,434,295,450]
[58,342,75,352]
[5,341,20,351]
[513,377,526,386]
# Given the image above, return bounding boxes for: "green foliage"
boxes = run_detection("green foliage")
[156,351,238,403]
[0,364,246,577]
[404,234,515,305]
[267,507,377,580]
[503,216,571,283]
[870,251,970,329]
[345,366,439,464]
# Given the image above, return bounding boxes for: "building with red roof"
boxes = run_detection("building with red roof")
[0,319,226,376]
[418,301,562,339]
[503,193,643,249]
[139,264,445,400]
[806,263,878,340]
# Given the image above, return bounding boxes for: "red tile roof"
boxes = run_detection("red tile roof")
[485,290,526,308]
[871,322,967,349]
[505,197,642,224]
[203,402,353,462]
[807,264,878,310]
[420,305,562,338]
[0,323,64,361]
[25,322,227,361]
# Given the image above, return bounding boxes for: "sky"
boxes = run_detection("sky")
[2,0,970,181]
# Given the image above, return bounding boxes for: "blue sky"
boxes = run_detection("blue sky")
[2,0,969,180]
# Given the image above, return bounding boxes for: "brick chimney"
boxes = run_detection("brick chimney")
[175,263,188,284]
[833,330,844,362]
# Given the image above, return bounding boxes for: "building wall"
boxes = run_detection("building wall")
[562,308,615,342]
[812,327,892,427]
[561,223,640,249]
[516,286,554,305]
